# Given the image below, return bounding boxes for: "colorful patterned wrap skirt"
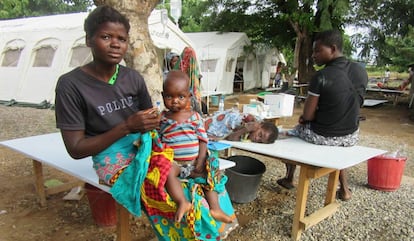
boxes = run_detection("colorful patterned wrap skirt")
[101,131,238,240]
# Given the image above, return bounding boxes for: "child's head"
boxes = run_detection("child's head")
[162,70,191,112]
[248,122,279,143]
[166,52,180,70]
[312,29,343,66]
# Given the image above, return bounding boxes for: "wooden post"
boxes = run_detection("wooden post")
[116,203,131,241]
[32,160,47,207]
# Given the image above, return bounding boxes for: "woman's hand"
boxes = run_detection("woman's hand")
[125,107,160,133]
[298,115,307,124]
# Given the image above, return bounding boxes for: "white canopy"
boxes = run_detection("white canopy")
[185,32,260,96]
[0,10,193,105]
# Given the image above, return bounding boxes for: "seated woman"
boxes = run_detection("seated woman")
[55,6,238,241]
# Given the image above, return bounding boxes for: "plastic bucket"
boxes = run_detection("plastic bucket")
[225,155,266,203]
[84,183,117,227]
[367,155,407,191]
[210,95,219,106]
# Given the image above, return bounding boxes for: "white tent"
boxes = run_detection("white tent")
[256,47,286,88]
[0,10,193,105]
[185,32,260,96]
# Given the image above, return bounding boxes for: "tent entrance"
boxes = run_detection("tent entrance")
[233,60,245,92]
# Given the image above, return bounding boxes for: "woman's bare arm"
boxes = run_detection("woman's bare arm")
[61,107,160,159]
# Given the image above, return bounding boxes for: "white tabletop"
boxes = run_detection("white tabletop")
[201,91,225,97]
[264,87,281,91]
[366,88,404,94]
[0,132,111,192]
[220,137,386,169]
[292,84,309,88]
[363,99,388,107]
[0,133,235,192]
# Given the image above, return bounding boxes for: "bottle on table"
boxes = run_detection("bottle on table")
[218,96,225,112]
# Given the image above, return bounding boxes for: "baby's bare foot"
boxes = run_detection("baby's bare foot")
[210,209,232,223]
[175,201,192,222]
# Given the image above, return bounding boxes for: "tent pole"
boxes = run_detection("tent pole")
[206,68,209,112]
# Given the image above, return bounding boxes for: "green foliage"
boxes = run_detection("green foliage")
[160,1,356,81]
[385,26,414,71]
[348,0,414,69]
[0,0,93,19]
[0,0,30,19]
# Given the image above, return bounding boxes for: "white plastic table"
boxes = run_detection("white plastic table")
[221,137,386,240]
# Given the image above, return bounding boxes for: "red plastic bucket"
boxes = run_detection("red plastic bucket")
[367,155,407,191]
[84,183,117,227]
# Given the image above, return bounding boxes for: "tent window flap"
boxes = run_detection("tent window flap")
[32,46,56,67]
[1,48,23,67]
[69,46,92,67]
[225,58,234,72]
[201,59,218,72]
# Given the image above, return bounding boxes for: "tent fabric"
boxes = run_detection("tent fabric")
[256,47,286,88]
[0,10,193,105]
[185,32,261,96]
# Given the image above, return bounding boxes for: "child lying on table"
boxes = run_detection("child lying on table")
[204,110,279,144]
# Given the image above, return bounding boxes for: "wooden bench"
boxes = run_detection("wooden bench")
[220,137,386,240]
[0,132,235,241]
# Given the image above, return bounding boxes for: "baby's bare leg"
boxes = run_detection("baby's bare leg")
[165,164,191,222]
[205,190,232,223]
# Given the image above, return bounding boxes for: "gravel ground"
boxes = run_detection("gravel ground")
[0,104,413,241]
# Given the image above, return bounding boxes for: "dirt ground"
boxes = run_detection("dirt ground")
[0,90,413,241]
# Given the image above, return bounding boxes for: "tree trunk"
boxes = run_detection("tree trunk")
[291,21,315,84]
[94,0,162,104]
[297,33,315,84]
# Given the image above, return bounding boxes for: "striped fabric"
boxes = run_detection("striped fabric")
[159,111,208,162]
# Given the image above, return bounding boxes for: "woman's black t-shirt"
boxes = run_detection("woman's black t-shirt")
[308,57,368,137]
[55,65,153,137]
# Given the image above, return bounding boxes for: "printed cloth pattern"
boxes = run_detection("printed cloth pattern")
[295,123,359,147]
[92,133,139,185]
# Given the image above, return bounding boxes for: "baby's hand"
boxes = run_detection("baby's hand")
[245,122,260,132]
[190,166,205,178]
[194,165,204,174]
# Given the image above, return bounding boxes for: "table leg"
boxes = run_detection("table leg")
[224,147,232,158]
[393,95,399,106]
[325,170,339,205]
[32,160,47,207]
[291,165,310,241]
[116,203,131,241]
